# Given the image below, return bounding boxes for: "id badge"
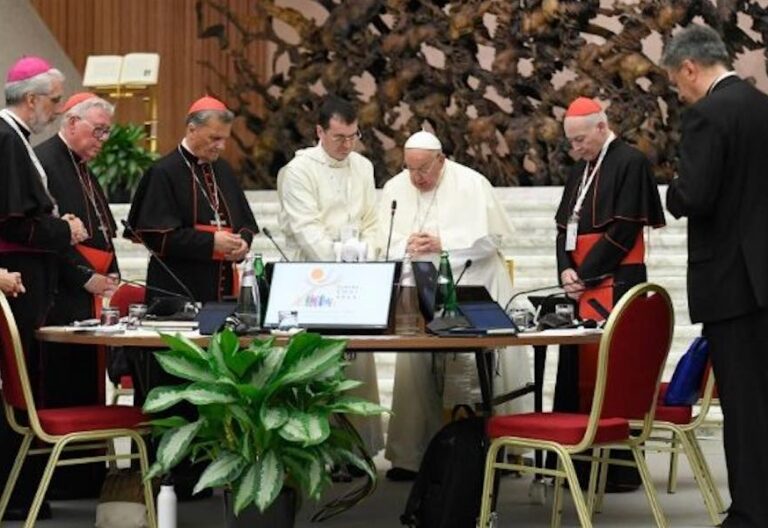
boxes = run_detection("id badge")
[565,218,578,251]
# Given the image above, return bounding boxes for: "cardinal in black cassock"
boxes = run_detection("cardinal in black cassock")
[36,92,120,498]
[551,97,665,490]
[125,95,259,498]
[0,56,86,520]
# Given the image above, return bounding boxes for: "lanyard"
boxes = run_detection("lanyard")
[177,146,222,229]
[571,131,616,220]
[0,109,59,217]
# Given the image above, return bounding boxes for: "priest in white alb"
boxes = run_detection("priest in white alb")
[380,130,532,480]
[277,95,383,457]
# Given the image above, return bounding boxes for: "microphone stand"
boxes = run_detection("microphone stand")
[262,227,290,262]
[503,272,613,312]
[384,200,397,262]
[120,219,197,302]
[76,265,189,299]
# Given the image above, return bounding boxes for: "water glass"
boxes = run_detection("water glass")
[100,306,120,326]
[277,310,299,331]
[127,303,147,329]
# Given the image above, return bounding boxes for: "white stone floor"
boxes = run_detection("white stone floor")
[6,428,729,527]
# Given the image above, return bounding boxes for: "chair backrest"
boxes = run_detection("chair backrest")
[0,292,36,415]
[109,283,146,317]
[580,283,673,447]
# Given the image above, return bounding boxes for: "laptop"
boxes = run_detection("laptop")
[263,262,397,333]
[411,260,493,322]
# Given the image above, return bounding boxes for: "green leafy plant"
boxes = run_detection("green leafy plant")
[89,123,157,198]
[142,330,387,516]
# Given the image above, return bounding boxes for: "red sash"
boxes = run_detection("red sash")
[75,244,115,402]
[570,232,644,411]
[194,224,239,296]
[571,232,644,321]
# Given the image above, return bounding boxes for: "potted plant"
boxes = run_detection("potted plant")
[142,330,387,527]
[89,123,157,202]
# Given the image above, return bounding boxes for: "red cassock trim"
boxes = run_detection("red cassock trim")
[37,405,146,435]
[570,232,647,412]
[194,224,239,296]
[571,232,644,321]
[486,412,630,445]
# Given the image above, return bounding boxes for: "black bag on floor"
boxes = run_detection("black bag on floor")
[401,415,488,528]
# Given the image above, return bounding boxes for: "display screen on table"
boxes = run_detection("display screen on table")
[263,262,396,331]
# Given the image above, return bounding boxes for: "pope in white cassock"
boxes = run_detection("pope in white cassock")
[380,130,532,480]
[277,96,383,456]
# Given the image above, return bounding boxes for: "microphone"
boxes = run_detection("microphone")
[120,219,196,302]
[262,227,290,262]
[503,272,613,312]
[76,265,189,299]
[439,258,472,318]
[384,200,397,262]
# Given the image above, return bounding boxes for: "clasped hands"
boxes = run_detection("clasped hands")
[214,230,249,261]
[84,272,119,297]
[406,231,442,256]
[0,268,25,297]
[561,268,586,300]
[62,213,89,245]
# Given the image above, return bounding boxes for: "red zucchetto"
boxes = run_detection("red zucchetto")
[62,92,97,113]
[565,97,602,117]
[187,96,227,115]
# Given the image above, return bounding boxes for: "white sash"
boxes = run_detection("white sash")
[0,109,59,217]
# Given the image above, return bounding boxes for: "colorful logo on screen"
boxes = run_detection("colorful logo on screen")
[308,267,329,285]
[303,293,334,307]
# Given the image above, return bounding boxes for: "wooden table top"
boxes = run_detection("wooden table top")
[36,325,600,351]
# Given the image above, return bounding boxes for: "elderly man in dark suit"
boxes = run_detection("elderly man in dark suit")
[663,25,768,528]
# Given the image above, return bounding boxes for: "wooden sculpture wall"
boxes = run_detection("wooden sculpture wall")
[197,0,768,188]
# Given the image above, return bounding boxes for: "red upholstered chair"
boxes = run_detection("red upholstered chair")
[0,292,156,528]
[636,367,725,525]
[478,283,674,528]
[107,283,146,405]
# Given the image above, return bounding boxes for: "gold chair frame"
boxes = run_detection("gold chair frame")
[0,293,157,528]
[627,369,725,525]
[478,283,674,528]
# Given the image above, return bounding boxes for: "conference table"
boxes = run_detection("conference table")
[36,324,601,415]
[37,320,600,485]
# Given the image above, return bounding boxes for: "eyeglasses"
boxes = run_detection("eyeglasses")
[76,117,111,140]
[327,130,362,145]
[404,154,440,176]
[38,93,63,104]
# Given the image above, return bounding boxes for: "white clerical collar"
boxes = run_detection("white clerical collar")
[180,138,206,164]
[4,108,31,133]
[316,143,350,168]
[707,71,738,95]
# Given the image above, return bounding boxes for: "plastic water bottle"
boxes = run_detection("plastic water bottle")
[157,476,177,528]
[236,254,261,330]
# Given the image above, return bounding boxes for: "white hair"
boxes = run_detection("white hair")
[4,68,64,106]
[63,97,115,122]
[565,110,608,128]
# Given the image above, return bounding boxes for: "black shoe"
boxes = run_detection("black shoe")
[2,501,52,521]
[386,467,418,482]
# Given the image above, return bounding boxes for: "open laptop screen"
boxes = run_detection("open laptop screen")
[263,262,396,331]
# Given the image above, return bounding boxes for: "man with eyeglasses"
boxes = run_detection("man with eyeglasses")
[32,92,120,499]
[277,95,383,460]
[379,130,532,481]
[0,56,89,521]
[551,97,665,491]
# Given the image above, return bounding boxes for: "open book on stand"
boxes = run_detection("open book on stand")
[83,53,160,88]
